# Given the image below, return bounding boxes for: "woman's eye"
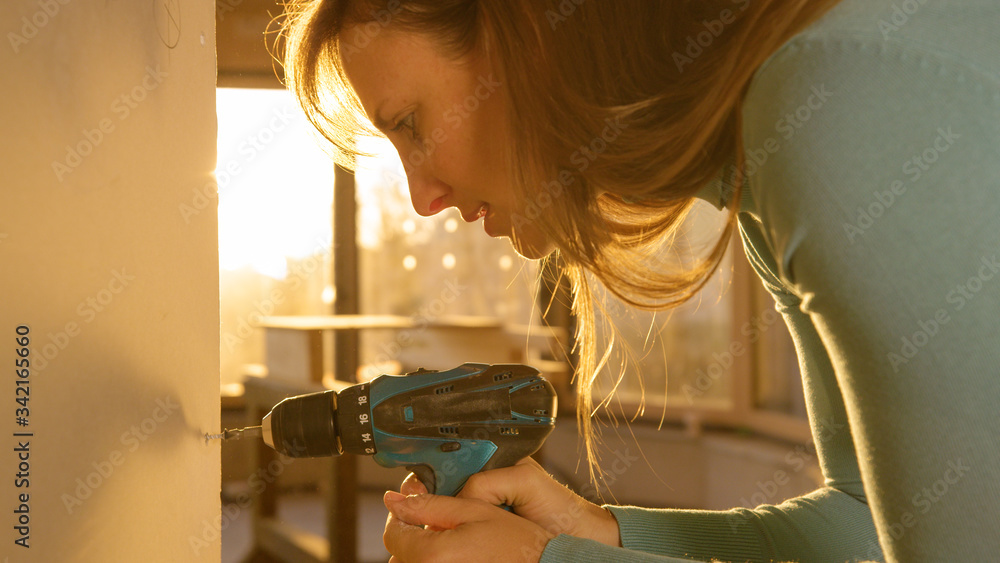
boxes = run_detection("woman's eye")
[392,114,418,141]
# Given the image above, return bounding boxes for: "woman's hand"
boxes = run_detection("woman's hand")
[455,457,621,547]
[383,490,555,563]
[383,458,621,562]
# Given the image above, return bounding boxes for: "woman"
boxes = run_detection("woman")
[279,0,1000,561]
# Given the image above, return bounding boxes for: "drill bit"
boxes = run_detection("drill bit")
[205,426,262,441]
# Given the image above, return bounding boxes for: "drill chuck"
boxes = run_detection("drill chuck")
[262,381,375,457]
[262,389,339,456]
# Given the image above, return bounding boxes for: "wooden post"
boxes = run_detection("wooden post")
[331,163,359,562]
[333,163,359,382]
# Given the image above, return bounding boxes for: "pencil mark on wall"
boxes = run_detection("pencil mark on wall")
[154,0,181,49]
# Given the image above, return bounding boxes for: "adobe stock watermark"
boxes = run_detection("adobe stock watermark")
[360,278,469,380]
[33,268,136,373]
[222,234,328,353]
[7,0,71,54]
[338,0,404,63]
[718,84,834,194]
[400,440,639,560]
[682,307,781,404]
[391,392,550,504]
[545,0,586,30]
[189,440,307,555]
[673,0,751,73]
[180,105,297,223]
[878,0,928,40]
[882,458,970,542]
[576,447,641,502]
[397,73,501,173]
[726,415,845,532]
[843,126,960,244]
[511,114,629,230]
[519,446,639,559]
[887,254,998,373]
[51,65,168,182]
[60,396,181,514]
[214,0,243,22]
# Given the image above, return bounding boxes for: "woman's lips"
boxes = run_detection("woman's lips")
[482,205,502,237]
[462,203,488,223]
[458,203,501,237]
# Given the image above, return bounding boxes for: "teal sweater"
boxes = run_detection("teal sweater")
[542,0,1000,561]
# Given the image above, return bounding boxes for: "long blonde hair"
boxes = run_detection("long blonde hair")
[276,0,843,482]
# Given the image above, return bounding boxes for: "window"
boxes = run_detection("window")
[216,87,335,389]
[590,200,810,442]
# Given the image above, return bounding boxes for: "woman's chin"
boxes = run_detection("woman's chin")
[510,236,555,261]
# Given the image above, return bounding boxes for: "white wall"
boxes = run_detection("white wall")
[1,1,219,560]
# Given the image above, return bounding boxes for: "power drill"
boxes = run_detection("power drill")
[211,363,557,496]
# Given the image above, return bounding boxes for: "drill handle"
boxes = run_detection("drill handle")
[389,426,550,497]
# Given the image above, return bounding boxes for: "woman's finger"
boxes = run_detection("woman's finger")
[383,490,554,562]
[384,506,436,562]
[387,491,495,530]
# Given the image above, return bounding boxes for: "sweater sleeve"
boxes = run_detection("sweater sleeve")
[540,488,880,563]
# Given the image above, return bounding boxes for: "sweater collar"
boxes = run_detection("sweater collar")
[694,164,757,216]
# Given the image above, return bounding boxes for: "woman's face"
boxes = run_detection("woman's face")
[339,26,553,259]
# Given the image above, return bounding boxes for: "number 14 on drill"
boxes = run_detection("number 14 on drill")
[359,394,375,454]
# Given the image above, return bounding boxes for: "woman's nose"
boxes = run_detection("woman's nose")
[405,170,450,217]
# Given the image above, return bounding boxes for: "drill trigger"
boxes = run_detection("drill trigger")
[406,464,437,495]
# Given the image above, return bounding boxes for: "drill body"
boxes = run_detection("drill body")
[261,363,557,496]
